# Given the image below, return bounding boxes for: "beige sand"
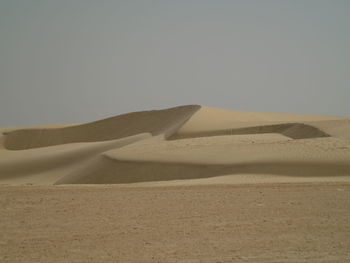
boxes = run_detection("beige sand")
[1,105,350,262]
[1,105,350,185]
[1,183,350,263]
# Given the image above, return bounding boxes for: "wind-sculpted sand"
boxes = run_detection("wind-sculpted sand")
[1,105,350,185]
[1,105,350,262]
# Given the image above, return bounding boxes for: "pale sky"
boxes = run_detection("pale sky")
[1,0,349,125]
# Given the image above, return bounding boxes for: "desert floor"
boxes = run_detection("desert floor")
[1,183,350,263]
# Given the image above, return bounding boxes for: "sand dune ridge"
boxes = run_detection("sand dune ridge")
[1,105,350,185]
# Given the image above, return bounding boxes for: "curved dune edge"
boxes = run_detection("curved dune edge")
[1,105,350,185]
[3,105,200,150]
[169,122,330,140]
[55,156,350,185]
[0,133,152,185]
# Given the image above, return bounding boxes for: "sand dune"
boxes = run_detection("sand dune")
[3,105,200,150]
[1,105,350,185]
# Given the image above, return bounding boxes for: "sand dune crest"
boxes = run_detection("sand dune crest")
[1,105,350,185]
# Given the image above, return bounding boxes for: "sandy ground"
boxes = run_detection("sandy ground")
[1,183,350,263]
[1,105,350,262]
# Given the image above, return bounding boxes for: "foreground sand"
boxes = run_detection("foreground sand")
[1,183,350,263]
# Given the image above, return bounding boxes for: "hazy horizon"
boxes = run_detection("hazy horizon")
[1,0,350,126]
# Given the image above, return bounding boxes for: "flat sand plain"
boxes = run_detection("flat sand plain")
[1,105,350,262]
[1,183,350,263]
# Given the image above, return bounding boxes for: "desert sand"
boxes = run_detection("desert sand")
[1,105,350,185]
[1,105,350,262]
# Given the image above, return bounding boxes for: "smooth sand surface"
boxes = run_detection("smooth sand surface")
[1,105,350,185]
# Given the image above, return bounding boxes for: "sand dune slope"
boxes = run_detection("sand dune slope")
[3,105,200,150]
[1,105,350,185]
